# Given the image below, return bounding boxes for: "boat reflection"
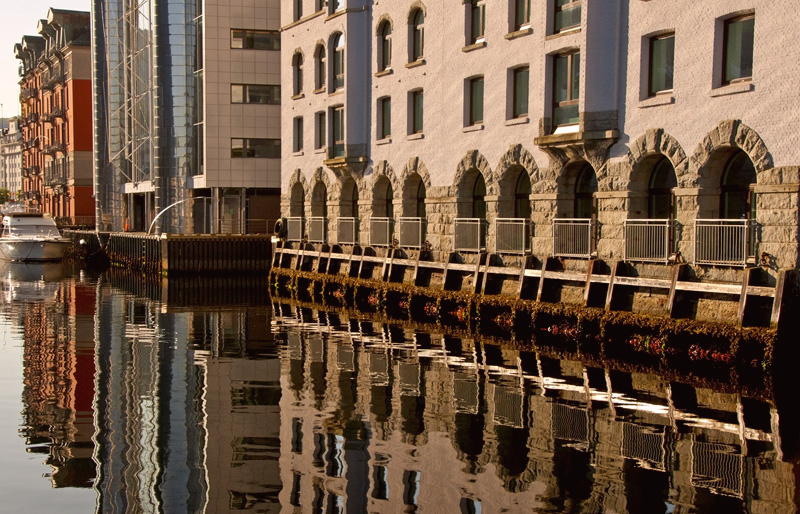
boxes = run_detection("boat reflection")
[0,260,67,303]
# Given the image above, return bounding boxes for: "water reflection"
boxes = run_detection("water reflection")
[0,267,798,513]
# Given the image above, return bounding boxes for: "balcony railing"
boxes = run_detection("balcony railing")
[43,142,65,155]
[694,218,757,267]
[42,108,65,123]
[20,88,37,101]
[624,219,673,263]
[454,218,486,253]
[308,216,327,243]
[370,217,393,247]
[286,216,304,242]
[495,218,530,254]
[553,218,595,258]
[337,217,358,245]
[398,217,425,248]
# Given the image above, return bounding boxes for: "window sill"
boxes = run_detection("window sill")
[325,9,346,22]
[505,27,532,40]
[638,94,674,108]
[505,116,529,126]
[462,40,487,53]
[406,59,426,69]
[374,68,393,78]
[463,123,484,133]
[291,93,305,100]
[376,137,392,145]
[710,81,754,97]
[546,27,581,40]
[292,150,304,156]
[314,147,326,154]
[328,90,344,98]
[407,132,424,141]
[313,87,325,95]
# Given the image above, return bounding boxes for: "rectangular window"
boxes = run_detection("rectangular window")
[512,67,529,118]
[294,0,302,21]
[723,15,754,84]
[332,106,345,157]
[379,97,391,139]
[231,84,280,104]
[231,138,280,158]
[469,77,484,125]
[469,0,486,44]
[553,51,580,127]
[554,0,581,33]
[411,90,424,134]
[514,0,531,31]
[231,29,280,50]
[293,117,303,152]
[649,34,674,96]
[315,111,326,149]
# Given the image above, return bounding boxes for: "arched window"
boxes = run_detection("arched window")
[472,173,486,219]
[374,177,393,218]
[721,151,756,219]
[410,9,424,62]
[415,179,426,218]
[378,21,392,72]
[290,182,305,217]
[514,170,531,219]
[314,44,326,90]
[648,156,677,219]
[341,178,358,218]
[311,182,327,217]
[292,52,303,96]
[332,33,345,91]
[574,163,597,219]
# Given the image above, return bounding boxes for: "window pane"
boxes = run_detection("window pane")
[316,112,326,148]
[650,35,674,94]
[554,55,568,103]
[381,98,391,138]
[513,67,529,117]
[724,17,754,83]
[470,78,483,124]
[515,0,530,29]
[413,92,423,133]
[571,53,580,100]
[231,138,244,157]
[231,30,244,48]
[231,84,244,103]
[555,3,581,32]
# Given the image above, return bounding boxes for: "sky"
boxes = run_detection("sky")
[0,0,91,125]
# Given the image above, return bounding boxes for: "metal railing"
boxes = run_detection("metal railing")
[370,217,393,247]
[553,218,595,258]
[694,218,756,267]
[454,218,485,253]
[286,216,304,242]
[624,219,673,263]
[398,217,425,248]
[337,217,358,245]
[495,218,530,254]
[308,216,327,243]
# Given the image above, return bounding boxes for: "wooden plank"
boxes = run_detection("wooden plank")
[605,261,622,311]
[536,258,548,302]
[473,253,485,294]
[770,270,788,329]
[357,248,367,278]
[412,250,422,285]
[480,253,493,296]
[583,259,596,306]
[667,264,684,317]
[296,243,305,271]
[737,268,753,326]
[517,256,529,296]
[381,248,391,281]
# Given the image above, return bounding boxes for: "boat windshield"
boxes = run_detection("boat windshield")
[7,224,61,237]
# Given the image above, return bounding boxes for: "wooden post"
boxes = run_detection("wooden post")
[770,269,788,329]
[517,255,530,296]
[473,253,485,294]
[583,259,596,307]
[605,261,622,311]
[480,253,492,296]
[536,257,549,303]
[737,267,754,326]
[667,264,685,317]
[412,250,422,285]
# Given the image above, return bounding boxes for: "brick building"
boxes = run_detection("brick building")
[14,9,93,224]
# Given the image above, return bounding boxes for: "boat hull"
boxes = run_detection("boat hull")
[0,238,70,261]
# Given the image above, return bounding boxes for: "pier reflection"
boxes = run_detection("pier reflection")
[2,268,798,512]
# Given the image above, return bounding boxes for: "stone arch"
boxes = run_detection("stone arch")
[690,120,773,187]
[288,169,307,217]
[627,128,688,185]
[399,157,432,191]
[496,144,540,191]
[310,167,331,217]
[453,150,495,197]
[375,13,393,32]
[373,160,400,195]
[407,0,427,21]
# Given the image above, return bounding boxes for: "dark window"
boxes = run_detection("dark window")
[293,117,303,152]
[553,51,580,127]
[411,90,423,134]
[231,138,280,158]
[292,53,303,96]
[372,465,389,500]
[469,0,486,44]
[330,0,343,12]
[554,0,581,33]
[415,180,427,218]
[513,0,531,31]
[512,66,529,118]
[332,106,345,157]
[402,471,420,506]
[332,33,345,90]
[649,34,675,96]
[294,0,302,21]
[469,76,484,125]
[315,111,326,149]
[231,29,280,50]
[515,170,532,218]
[315,45,326,90]
[648,157,677,219]
[378,21,392,72]
[721,151,756,219]
[574,163,597,219]
[379,97,391,139]
[411,9,425,61]
[723,15,754,84]
[231,84,280,104]
[472,173,486,219]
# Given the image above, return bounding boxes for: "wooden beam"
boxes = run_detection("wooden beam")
[480,253,494,296]
[770,269,788,329]
[473,253,485,294]
[737,268,754,326]
[605,261,622,311]
[517,256,530,296]
[583,259,596,307]
[412,250,422,285]
[536,258,549,302]
[381,248,392,281]
[667,264,685,317]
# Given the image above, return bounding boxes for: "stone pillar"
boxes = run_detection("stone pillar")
[595,191,628,261]
[530,193,557,259]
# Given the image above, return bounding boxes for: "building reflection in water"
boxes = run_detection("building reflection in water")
[4,265,799,512]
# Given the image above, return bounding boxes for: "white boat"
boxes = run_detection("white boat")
[0,212,70,262]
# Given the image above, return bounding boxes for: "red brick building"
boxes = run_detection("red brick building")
[15,9,93,225]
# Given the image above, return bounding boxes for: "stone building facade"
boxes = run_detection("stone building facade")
[280,0,799,300]
[0,117,23,199]
[14,9,94,223]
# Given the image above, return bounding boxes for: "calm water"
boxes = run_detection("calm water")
[0,260,798,513]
